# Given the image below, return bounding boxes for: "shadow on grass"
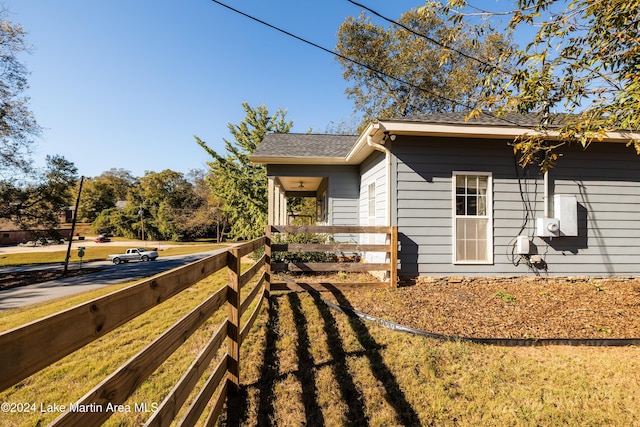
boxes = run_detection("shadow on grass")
[241,288,420,426]
[255,297,281,427]
[326,285,421,426]
[287,292,325,426]
[234,296,280,426]
[307,291,369,426]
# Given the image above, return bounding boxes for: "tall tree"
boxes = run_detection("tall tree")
[0,155,78,233]
[335,7,510,128]
[97,168,137,200]
[133,169,201,241]
[186,169,226,241]
[92,169,208,241]
[77,178,117,223]
[0,11,40,177]
[79,169,136,223]
[439,0,640,170]
[196,103,292,240]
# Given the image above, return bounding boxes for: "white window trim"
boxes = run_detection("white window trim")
[452,171,493,265]
[366,181,377,245]
[367,182,376,224]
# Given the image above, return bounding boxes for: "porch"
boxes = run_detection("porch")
[266,224,399,289]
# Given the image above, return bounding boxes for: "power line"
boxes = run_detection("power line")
[209,0,526,128]
[345,0,513,76]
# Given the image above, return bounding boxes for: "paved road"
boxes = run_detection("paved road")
[0,248,229,310]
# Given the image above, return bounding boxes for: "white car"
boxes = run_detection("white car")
[108,248,159,265]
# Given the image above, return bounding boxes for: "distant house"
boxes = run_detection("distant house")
[0,219,31,246]
[250,112,640,278]
[0,207,75,245]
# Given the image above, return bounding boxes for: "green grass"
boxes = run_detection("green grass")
[235,292,640,426]
[0,243,229,266]
[1,279,639,426]
[0,266,247,426]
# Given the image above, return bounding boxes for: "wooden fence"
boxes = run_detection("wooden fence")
[0,226,397,425]
[0,238,267,426]
[266,225,398,290]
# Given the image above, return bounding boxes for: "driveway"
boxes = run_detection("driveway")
[0,247,229,310]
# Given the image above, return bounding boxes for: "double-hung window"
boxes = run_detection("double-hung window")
[453,172,493,264]
[367,182,376,244]
[367,182,376,224]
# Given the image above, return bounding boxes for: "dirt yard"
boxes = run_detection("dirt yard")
[330,276,640,339]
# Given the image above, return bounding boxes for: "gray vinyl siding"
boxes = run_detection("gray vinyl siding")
[392,135,640,277]
[359,150,386,225]
[267,164,359,242]
[359,151,387,263]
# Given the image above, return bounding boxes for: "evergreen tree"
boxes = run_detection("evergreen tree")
[196,103,292,240]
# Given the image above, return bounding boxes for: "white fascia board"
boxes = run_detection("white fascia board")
[374,120,640,143]
[344,122,385,163]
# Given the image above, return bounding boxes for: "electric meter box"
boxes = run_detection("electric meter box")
[515,236,530,255]
[537,217,560,237]
[554,194,578,236]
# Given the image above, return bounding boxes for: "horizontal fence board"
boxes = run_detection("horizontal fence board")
[270,225,392,234]
[204,380,228,427]
[239,254,266,289]
[272,262,390,272]
[271,243,390,252]
[179,357,228,426]
[146,321,228,427]
[240,273,265,316]
[240,289,267,344]
[271,282,390,292]
[0,251,228,391]
[235,237,266,258]
[51,286,228,426]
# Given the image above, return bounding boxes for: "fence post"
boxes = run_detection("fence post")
[390,226,398,288]
[265,225,272,301]
[226,247,241,423]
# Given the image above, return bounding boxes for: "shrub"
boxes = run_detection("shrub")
[272,233,335,263]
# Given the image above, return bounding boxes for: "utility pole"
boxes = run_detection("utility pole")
[63,176,84,276]
[138,205,145,243]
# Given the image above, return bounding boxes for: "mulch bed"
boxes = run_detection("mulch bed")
[331,276,640,339]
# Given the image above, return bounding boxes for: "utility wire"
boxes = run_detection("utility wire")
[345,0,513,76]
[209,0,528,129]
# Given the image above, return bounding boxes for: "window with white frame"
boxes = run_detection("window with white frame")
[453,172,492,264]
[368,182,376,223]
[367,182,376,244]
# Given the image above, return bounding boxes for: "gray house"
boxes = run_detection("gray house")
[251,113,640,277]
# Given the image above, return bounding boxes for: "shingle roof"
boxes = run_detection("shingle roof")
[251,113,575,161]
[252,133,358,158]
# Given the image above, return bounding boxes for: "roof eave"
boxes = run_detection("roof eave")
[252,120,640,166]
[371,119,640,142]
[249,155,352,165]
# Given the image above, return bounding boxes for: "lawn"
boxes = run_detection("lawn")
[0,243,228,266]
[1,272,638,426]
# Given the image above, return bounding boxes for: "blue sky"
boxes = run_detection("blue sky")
[6,0,431,178]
